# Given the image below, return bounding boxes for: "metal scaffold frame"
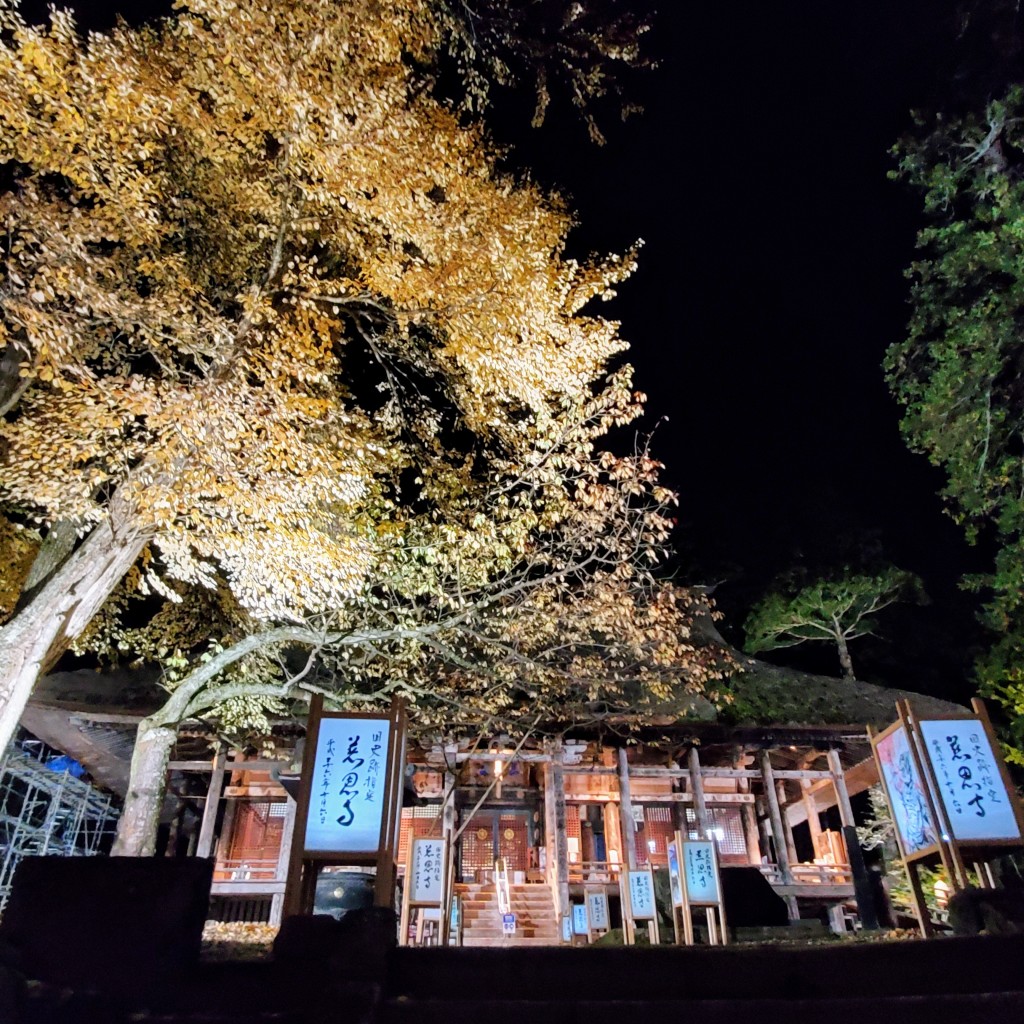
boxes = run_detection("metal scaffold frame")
[0,738,120,912]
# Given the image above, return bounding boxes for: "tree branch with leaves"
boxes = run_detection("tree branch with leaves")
[743,567,924,680]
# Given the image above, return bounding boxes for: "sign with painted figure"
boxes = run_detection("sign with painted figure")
[682,841,720,904]
[409,837,446,904]
[875,724,937,856]
[918,720,1022,843]
[572,903,590,936]
[304,714,392,854]
[586,891,610,931]
[502,913,516,936]
[667,840,684,908]
[628,869,656,920]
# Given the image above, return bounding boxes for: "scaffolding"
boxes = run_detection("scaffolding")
[0,737,121,912]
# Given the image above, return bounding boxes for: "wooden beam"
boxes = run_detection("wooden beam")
[167,758,290,772]
[627,767,834,780]
[210,880,287,896]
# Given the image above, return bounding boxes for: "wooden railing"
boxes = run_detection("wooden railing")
[759,862,851,886]
[212,857,279,882]
[567,859,622,885]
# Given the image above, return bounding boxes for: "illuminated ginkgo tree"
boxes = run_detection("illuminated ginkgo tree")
[0,0,727,853]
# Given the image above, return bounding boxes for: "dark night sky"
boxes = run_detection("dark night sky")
[496,1,989,699]
[23,1,993,700]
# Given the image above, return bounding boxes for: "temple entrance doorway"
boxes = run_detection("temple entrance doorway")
[459,809,531,881]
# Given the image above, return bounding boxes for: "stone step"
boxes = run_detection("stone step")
[461,937,565,948]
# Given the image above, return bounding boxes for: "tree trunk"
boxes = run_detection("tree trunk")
[111,717,178,857]
[836,632,855,679]
[0,513,150,754]
[20,519,80,601]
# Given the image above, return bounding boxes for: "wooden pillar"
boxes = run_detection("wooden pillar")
[801,779,824,857]
[617,747,638,871]
[270,795,297,925]
[759,750,797,919]
[543,758,556,885]
[442,770,457,841]
[550,746,570,921]
[742,801,761,865]
[826,749,856,829]
[779,783,799,866]
[687,747,710,838]
[196,744,226,859]
[827,747,879,930]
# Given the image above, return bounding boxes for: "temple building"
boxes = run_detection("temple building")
[10,653,962,941]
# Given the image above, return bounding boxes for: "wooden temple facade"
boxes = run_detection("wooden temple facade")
[186,723,879,940]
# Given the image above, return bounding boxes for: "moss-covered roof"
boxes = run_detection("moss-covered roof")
[716,653,966,728]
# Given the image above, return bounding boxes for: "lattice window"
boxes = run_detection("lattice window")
[565,806,582,863]
[497,814,528,872]
[636,805,674,865]
[224,800,286,874]
[460,812,494,881]
[685,806,748,861]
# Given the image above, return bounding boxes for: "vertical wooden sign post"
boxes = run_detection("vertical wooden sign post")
[283,694,407,918]
[620,866,659,945]
[871,698,1024,937]
[399,836,449,946]
[670,832,727,945]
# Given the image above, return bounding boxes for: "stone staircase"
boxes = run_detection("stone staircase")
[456,881,560,946]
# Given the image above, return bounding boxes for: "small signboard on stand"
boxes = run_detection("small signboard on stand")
[571,902,590,942]
[586,890,610,937]
[620,867,660,945]
[283,695,407,917]
[399,835,449,946]
[669,833,727,945]
[871,698,1024,937]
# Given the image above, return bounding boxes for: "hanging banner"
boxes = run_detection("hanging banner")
[586,890,610,931]
[304,714,392,855]
[409,837,446,904]
[873,723,938,858]
[682,840,721,905]
[627,869,656,920]
[667,840,684,908]
[918,720,1022,843]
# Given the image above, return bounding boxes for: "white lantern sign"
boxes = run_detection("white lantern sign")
[304,715,391,854]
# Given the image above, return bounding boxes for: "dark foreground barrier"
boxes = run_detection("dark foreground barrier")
[0,855,212,995]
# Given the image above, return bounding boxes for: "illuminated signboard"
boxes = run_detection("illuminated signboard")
[875,725,937,856]
[667,840,684,908]
[628,869,656,920]
[587,891,609,931]
[682,841,720,905]
[409,838,445,904]
[304,715,391,854]
[572,903,589,935]
[918,720,1021,843]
